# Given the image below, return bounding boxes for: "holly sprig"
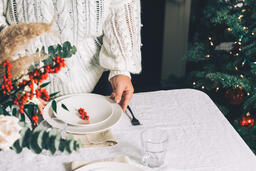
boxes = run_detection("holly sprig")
[0,41,81,155]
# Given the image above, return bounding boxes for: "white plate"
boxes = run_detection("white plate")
[76,162,145,171]
[42,94,122,134]
[53,94,113,126]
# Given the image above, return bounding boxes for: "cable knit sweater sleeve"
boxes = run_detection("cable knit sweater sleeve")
[0,0,7,26]
[99,0,142,80]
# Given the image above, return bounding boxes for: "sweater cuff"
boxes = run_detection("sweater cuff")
[108,70,131,81]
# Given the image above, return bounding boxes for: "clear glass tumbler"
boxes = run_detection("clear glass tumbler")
[141,128,169,168]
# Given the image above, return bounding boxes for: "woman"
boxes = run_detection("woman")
[0,0,142,112]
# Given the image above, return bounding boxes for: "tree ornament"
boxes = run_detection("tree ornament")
[240,112,255,129]
[225,88,245,105]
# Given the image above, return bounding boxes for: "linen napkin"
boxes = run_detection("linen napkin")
[71,129,117,148]
[71,156,131,171]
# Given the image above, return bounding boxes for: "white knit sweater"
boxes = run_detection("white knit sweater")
[0,0,142,96]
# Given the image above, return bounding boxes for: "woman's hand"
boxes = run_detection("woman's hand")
[110,75,134,112]
[38,98,48,114]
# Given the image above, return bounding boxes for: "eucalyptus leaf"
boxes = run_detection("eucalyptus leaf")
[12,108,17,117]
[20,128,31,147]
[61,103,69,111]
[58,139,66,152]
[12,140,22,153]
[20,114,25,122]
[29,130,42,154]
[48,46,55,57]
[64,140,72,154]
[40,81,51,88]
[51,100,57,113]
[50,92,60,98]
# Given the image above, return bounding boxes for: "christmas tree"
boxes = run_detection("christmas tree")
[186,0,256,153]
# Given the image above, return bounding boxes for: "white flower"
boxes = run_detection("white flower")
[0,115,22,151]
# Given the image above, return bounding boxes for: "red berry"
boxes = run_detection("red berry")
[32,115,39,123]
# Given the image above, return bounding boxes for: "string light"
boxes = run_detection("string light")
[221,78,225,81]
[242,61,245,66]
[208,37,212,40]
[252,32,255,36]
[210,41,214,46]
[235,53,239,56]
[239,48,242,51]
[243,26,248,30]
[193,82,196,86]
[246,112,251,117]
[202,85,205,89]
[227,28,232,32]
[235,66,238,70]
[240,74,244,78]
[216,87,219,92]
[238,42,242,45]
[205,54,210,58]
[242,9,246,13]
[247,92,250,96]
[229,51,233,55]
[238,15,244,20]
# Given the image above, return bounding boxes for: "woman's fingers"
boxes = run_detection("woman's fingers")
[38,98,48,114]
[39,98,48,106]
[110,74,134,112]
[38,103,44,114]
[120,90,133,112]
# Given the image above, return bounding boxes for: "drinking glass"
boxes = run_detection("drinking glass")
[141,128,169,168]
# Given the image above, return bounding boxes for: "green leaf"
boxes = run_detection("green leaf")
[29,130,42,154]
[12,140,22,153]
[51,100,57,113]
[48,130,61,155]
[64,140,72,154]
[26,104,33,118]
[40,81,51,88]
[63,41,71,49]
[58,139,66,152]
[2,106,10,116]
[48,46,55,57]
[61,103,69,111]
[0,106,3,114]
[12,108,17,117]
[20,128,32,148]
[56,44,63,57]
[50,92,60,98]
[20,114,25,122]
[41,131,49,150]
[41,46,46,55]
[49,136,57,154]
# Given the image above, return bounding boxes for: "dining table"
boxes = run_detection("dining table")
[0,89,255,171]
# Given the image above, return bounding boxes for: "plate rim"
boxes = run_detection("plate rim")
[76,161,145,171]
[42,93,122,134]
[52,94,113,127]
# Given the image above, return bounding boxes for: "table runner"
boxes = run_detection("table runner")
[0,89,255,171]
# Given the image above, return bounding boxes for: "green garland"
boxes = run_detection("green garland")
[12,127,82,155]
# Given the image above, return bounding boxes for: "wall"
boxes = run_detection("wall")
[133,0,166,92]
[161,0,191,81]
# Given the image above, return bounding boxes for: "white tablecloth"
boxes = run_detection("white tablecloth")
[0,89,255,171]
